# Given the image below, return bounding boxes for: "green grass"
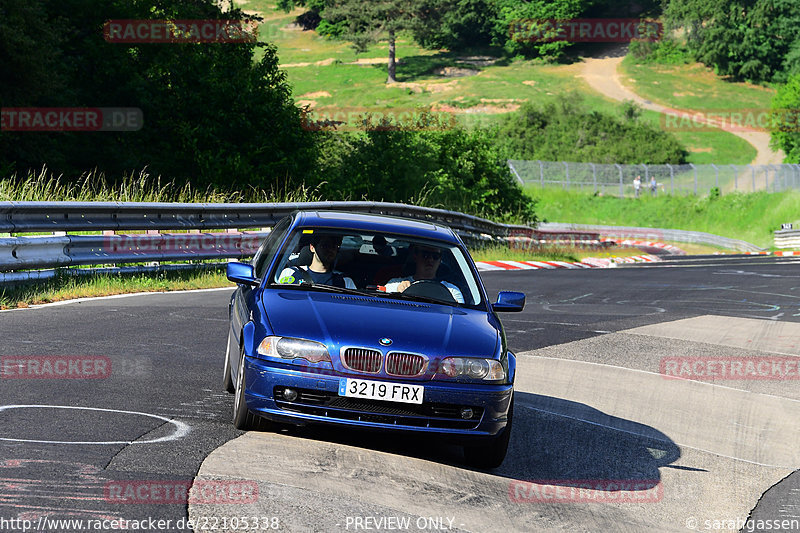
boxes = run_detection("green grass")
[619,56,775,113]
[529,187,797,248]
[470,244,578,263]
[249,0,761,164]
[0,269,233,310]
[617,55,770,164]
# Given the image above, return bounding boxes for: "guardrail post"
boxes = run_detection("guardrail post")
[731,164,738,191]
[616,164,623,196]
[539,160,544,186]
[590,163,597,193]
[711,163,718,190]
[564,161,570,190]
[667,164,674,195]
[749,165,755,192]
[690,163,697,195]
[768,165,776,192]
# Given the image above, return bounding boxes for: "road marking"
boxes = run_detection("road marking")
[0,405,190,445]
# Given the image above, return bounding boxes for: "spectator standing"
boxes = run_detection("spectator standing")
[633,175,641,198]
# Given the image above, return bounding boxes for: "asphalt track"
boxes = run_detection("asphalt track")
[1,255,799,532]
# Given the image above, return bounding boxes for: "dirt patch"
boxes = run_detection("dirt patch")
[456,56,498,67]
[295,100,317,109]
[522,80,537,87]
[433,66,479,78]
[480,98,526,104]
[426,80,460,93]
[350,57,400,65]
[688,147,713,153]
[281,58,338,68]
[388,82,425,94]
[388,80,459,94]
[432,102,521,114]
[299,91,332,99]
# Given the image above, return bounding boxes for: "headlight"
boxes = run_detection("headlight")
[257,336,331,364]
[436,357,505,381]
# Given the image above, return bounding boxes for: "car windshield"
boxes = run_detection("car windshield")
[268,227,483,308]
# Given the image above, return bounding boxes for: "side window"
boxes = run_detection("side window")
[253,216,291,279]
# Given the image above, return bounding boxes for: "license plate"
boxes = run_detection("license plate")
[338,378,423,405]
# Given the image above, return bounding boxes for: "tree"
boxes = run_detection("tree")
[0,0,317,190]
[663,0,800,83]
[324,0,441,83]
[771,74,800,163]
[411,0,496,50]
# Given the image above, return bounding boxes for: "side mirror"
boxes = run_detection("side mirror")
[492,291,525,312]
[227,262,259,286]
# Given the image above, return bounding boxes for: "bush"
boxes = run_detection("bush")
[629,39,691,65]
[312,125,538,224]
[495,94,688,164]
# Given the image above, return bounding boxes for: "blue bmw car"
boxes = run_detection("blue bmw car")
[223,211,525,468]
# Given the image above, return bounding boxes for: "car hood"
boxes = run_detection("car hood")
[262,290,499,359]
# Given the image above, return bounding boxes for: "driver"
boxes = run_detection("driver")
[384,245,464,303]
[278,233,356,289]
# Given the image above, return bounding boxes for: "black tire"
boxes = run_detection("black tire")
[222,330,235,394]
[463,398,513,469]
[232,345,271,431]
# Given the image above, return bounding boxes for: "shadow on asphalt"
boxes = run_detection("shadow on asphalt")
[264,391,682,495]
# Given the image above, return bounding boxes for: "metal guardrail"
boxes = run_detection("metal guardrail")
[0,201,504,235]
[0,202,763,282]
[774,230,800,249]
[0,201,519,274]
[540,223,764,252]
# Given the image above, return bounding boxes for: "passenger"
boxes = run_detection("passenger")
[278,234,356,289]
[384,245,464,303]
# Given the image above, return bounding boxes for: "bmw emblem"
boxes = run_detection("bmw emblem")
[379,337,393,346]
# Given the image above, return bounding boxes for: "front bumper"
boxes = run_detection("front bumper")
[242,356,513,439]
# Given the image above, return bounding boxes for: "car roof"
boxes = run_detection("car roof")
[292,211,459,244]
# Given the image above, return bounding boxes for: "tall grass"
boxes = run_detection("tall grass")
[0,167,325,203]
[0,269,232,310]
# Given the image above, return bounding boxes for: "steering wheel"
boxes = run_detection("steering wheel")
[402,280,456,303]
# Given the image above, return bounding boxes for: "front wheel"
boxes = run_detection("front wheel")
[463,399,513,469]
[232,345,270,431]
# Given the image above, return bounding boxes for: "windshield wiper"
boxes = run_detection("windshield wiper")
[270,282,373,297]
[381,291,457,306]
